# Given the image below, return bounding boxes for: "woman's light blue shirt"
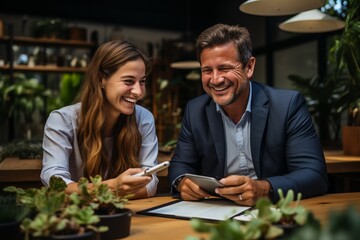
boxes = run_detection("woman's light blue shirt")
[41,103,159,196]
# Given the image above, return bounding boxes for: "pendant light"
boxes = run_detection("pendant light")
[239,0,326,16]
[170,0,200,69]
[279,9,345,33]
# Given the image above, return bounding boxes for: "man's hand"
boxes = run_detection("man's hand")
[215,175,270,206]
[177,177,211,200]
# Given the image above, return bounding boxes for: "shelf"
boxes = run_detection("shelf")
[0,65,87,73]
[0,35,95,48]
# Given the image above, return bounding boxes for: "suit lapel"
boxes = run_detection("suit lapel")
[250,82,269,178]
[206,102,226,175]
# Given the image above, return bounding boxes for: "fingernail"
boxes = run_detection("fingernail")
[215,189,219,194]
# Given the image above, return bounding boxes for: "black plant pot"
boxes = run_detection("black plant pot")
[50,231,96,240]
[275,223,299,239]
[98,208,132,239]
[30,231,96,240]
[0,220,24,240]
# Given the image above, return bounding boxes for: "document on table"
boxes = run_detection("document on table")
[137,198,251,221]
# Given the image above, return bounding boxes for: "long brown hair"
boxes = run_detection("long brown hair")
[77,40,151,179]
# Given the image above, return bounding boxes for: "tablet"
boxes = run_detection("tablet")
[184,173,224,195]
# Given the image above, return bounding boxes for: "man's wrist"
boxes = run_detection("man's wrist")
[174,176,184,192]
[255,179,271,198]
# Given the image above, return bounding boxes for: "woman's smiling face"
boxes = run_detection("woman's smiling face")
[101,58,147,118]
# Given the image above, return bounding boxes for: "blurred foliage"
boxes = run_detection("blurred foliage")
[289,0,360,145]
[186,189,308,240]
[0,191,31,223]
[47,73,82,114]
[0,138,43,161]
[0,73,51,123]
[288,205,360,240]
[322,0,348,19]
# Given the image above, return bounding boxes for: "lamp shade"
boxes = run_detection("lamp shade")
[279,9,345,33]
[239,0,325,16]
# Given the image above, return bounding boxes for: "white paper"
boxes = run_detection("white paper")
[148,199,250,221]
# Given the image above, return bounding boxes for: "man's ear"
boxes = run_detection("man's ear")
[246,57,256,79]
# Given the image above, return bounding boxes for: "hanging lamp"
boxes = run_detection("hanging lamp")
[279,9,345,33]
[239,0,326,16]
[170,0,200,69]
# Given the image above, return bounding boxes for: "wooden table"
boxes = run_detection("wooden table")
[324,150,360,173]
[0,157,42,182]
[0,157,43,189]
[125,192,360,240]
[1,151,359,190]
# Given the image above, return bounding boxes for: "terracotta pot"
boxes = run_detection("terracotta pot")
[98,208,132,239]
[342,126,360,156]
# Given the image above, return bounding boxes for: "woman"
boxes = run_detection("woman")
[41,40,158,199]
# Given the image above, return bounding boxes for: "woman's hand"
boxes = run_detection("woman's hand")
[105,168,152,197]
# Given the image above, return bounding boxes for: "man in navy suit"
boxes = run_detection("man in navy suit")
[168,24,328,206]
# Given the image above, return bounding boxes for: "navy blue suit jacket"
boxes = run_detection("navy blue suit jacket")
[168,81,329,202]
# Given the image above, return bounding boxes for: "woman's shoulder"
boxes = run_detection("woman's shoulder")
[135,104,153,116]
[48,103,81,123]
[50,102,79,114]
[135,105,155,124]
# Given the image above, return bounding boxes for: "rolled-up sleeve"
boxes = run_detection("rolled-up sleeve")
[41,104,81,186]
[136,105,159,196]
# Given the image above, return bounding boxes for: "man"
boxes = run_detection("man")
[168,24,328,206]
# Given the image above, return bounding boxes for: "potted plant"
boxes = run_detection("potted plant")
[0,191,31,239]
[73,175,133,239]
[186,189,309,240]
[287,205,360,240]
[0,73,51,140]
[288,74,344,149]
[32,18,65,39]
[4,176,107,240]
[288,0,360,152]
[328,0,360,155]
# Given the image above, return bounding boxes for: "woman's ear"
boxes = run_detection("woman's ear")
[246,57,256,79]
[100,79,105,88]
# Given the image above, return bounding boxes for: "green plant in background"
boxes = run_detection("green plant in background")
[0,138,42,162]
[32,18,65,39]
[4,176,107,239]
[289,0,360,146]
[329,0,360,114]
[1,73,51,122]
[288,74,344,148]
[0,73,51,140]
[47,73,83,114]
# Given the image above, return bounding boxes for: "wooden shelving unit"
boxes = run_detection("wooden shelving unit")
[0,24,97,142]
